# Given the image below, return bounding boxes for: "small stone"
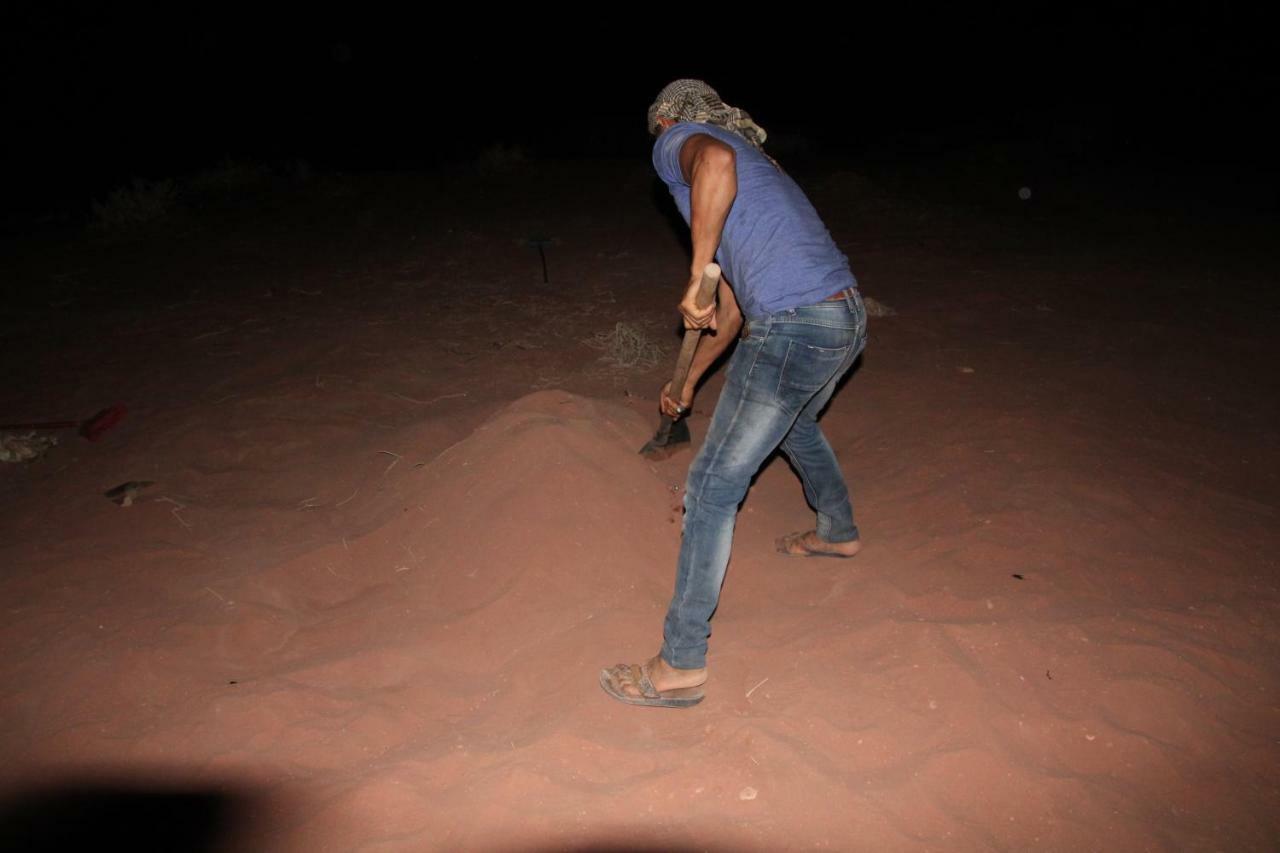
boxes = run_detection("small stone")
[739,786,758,801]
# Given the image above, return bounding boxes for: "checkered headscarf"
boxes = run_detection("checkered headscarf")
[647,79,768,150]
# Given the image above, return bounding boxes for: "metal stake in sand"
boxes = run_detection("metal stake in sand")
[527,237,553,283]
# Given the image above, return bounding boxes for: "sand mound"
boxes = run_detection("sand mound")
[97,391,698,847]
[195,391,679,671]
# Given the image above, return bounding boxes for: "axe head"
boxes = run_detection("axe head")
[638,416,691,459]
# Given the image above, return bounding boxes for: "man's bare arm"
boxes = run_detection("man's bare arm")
[676,134,737,330]
[661,278,744,417]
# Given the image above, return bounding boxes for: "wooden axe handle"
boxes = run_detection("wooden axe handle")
[667,263,722,405]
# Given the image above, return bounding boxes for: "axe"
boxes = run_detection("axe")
[639,263,721,459]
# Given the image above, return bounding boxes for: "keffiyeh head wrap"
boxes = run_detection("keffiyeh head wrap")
[647,79,768,150]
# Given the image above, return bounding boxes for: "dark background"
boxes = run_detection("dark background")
[2,6,1276,220]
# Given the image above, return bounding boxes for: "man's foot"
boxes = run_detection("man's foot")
[599,655,707,708]
[775,530,862,559]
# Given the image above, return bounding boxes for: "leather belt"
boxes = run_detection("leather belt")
[741,288,856,339]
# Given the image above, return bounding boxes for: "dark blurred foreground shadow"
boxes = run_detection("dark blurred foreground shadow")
[0,781,255,853]
[494,840,747,845]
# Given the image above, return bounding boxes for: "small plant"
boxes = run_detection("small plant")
[90,177,176,233]
[585,322,666,369]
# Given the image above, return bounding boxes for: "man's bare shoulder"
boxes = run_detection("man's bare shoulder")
[676,131,736,183]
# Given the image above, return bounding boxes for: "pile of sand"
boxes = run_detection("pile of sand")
[45,391,694,848]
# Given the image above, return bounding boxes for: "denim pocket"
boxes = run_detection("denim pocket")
[778,340,853,393]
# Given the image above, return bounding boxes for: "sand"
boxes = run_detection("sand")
[0,162,1277,850]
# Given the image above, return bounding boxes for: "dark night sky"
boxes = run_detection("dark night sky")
[2,7,1276,209]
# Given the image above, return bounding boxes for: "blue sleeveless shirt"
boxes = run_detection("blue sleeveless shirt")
[652,122,856,319]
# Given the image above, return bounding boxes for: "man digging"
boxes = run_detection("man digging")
[601,80,868,708]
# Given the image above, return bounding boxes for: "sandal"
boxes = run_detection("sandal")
[599,662,705,708]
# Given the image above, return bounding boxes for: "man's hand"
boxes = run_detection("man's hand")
[678,272,718,331]
[660,380,694,419]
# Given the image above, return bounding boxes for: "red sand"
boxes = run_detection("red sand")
[1,164,1277,850]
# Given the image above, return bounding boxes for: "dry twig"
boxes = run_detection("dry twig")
[378,450,402,475]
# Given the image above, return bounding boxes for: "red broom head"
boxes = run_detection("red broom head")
[80,404,127,441]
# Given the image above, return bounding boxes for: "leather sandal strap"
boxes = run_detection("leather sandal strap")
[635,664,659,699]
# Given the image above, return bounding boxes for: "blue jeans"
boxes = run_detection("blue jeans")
[661,289,868,670]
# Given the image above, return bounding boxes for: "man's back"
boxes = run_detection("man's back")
[652,122,856,318]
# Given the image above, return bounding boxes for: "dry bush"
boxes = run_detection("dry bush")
[90,177,176,233]
[585,322,665,369]
[862,296,897,317]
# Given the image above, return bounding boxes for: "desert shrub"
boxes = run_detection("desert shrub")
[89,177,176,233]
[862,296,897,317]
[585,322,665,369]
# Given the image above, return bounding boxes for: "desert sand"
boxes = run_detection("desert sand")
[1,161,1277,850]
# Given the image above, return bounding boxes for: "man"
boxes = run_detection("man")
[600,80,867,708]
